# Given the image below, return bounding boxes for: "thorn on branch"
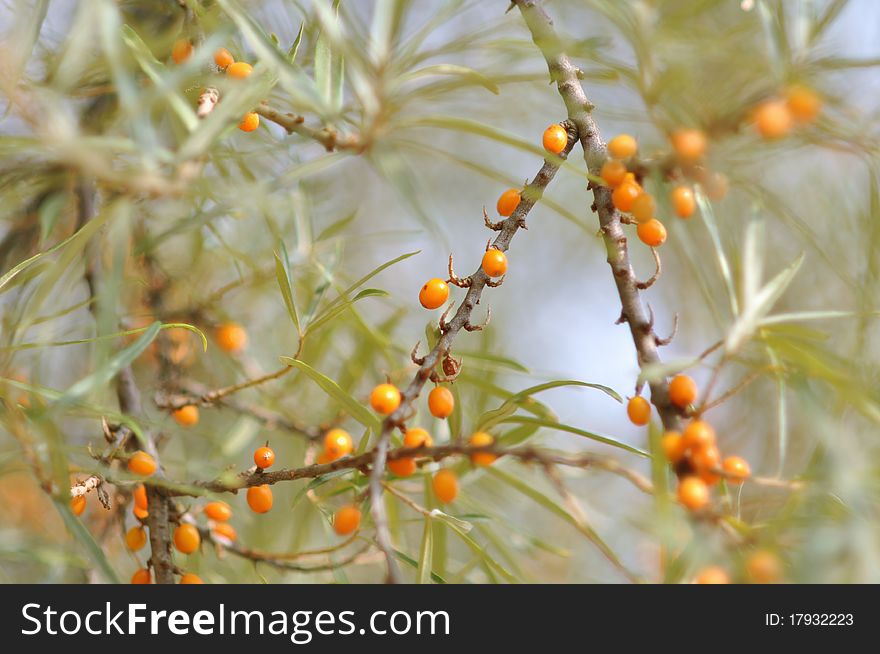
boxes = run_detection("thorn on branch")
[655,313,679,347]
[447,254,472,288]
[410,341,425,366]
[486,275,505,288]
[635,247,662,290]
[465,308,491,332]
[615,310,628,325]
[438,303,455,333]
[483,206,504,231]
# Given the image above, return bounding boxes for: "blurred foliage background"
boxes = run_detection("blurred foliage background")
[1,0,879,583]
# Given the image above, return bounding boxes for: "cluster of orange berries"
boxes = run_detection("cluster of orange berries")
[752,85,822,140]
[627,375,751,512]
[418,123,569,311]
[170,38,259,133]
[694,549,783,584]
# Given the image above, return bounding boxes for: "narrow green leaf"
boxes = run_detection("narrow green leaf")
[416,516,434,584]
[318,250,419,317]
[316,211,357,241]
[500,416,649,457]
[695,189,738,317]
[288,22,305,62]
[0,322,207,353]
[280,358,380,431]
[274,250,301,335]
[54,499,120,583]
[392,549,446,583]
[400,64,499,94]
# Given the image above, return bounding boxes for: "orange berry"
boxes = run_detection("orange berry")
[180,573,204,584]
[432,469,459,503]
[173,523,200,554]
[671,128,708,162]
[387,457,417,477]
[370,383,402,415]
[612,180,642,213]
[746,550,782,584]
[323,429,353,461]
[125,526,147,551]
[542,124,568,154]
[419,278,449,310]
[403,427,432,449]
[722,456,751,483]
[785,85,821,123]
[600,159,628,187]
[171,39,193,64]
[173,405,199,427]
[253,446,275,469]
[683,420,715,450]
[215,322,247,352]
[238,112,260,132]
[701,170,729,201]
[133,505,149,520]
[226,61,253,79]
[753,99,793,139]
[481,248,507,278]
[668,374,698,408]
[247,484,273,513]
[333,505,361,535]
[695,566,730,584]
[627,396,651,426]
[427,386,454,419]
[496,188,521,217]
[131,568,152,584]
[660,431,686,464]
[204,501,232,522]
[133,484,148,511]
[214,48,235,70]
[691,444,722,485]
[469,431,496,466]
[128,450,157,477]
[631,192,656,223]
[316,451,332,465]
[212,522,237,542]
[71,494,87,517]
[678,476,710,511]
[607,134,637,160]
[637,219,667,247]
[671,186,696,219]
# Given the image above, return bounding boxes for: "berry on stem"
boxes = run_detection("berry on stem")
[683,420,715,450]
[226,61,253,79]
[128,451,157,477]
[204,501,232,522]
[600,159,628,187]
[481,248,507,278]
[428,386,454,419]
[253,446,275,470]
[71,495,86,517]
[469,431,496,466]
[722,456,751,483]
[627,396,651,426]
[171,39,193,64]
[133,505,149,520]
[131,568,151,584]
[678,476,710,510]
[387,457,417,477]
[746,550,782,584]
[785,85,821,123]
[180,573,204,584]
[695,566,730,584]
[661,431,686,464]
[691,444,722,485]
[238,112,260,132]
[370,383,401,415]
[542,124,568,154]
[612,178,642,213]
[215,323,247,352]
[173,405,199,427]
[134,484,148,511]
[403,427,432,449]
[126,526,147,551]
[247,485,273,513]
[671,128,708,162]
[630,192,656,223]
[214,48,234,70]
[671,186,696,219]
[212,522,237,542]
[668,374,698,408]
[173,523,200,554]
[333,505,361,535]
[432,469,459,503]
[496,188,521,217]
[607,134,637,160]
[636,219,667,247]
[419,278,449,310]
[753,99,793,139]
[323,428,353,461]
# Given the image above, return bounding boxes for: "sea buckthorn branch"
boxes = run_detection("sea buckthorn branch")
[367,129,579,583]
[254,102,362,152]
[513,0,680,431]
